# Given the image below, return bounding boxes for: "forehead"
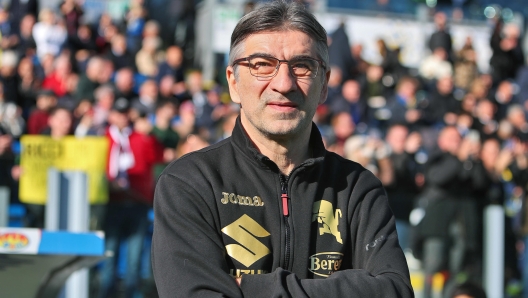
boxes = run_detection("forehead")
[242,30,317,58]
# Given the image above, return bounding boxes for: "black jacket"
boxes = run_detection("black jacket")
[152,118,413,297]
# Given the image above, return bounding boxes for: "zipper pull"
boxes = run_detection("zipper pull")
[280,175,289,217]
[282,192,289,217]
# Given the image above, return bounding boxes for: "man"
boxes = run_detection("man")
[100,98,163,298]
[152,1,412,297]
[413,126,486,298]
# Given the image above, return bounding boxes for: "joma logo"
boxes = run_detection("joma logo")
[312,200,343,244]
[221,192,264,207]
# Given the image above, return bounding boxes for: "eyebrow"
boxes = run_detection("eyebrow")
[248,53,319,61]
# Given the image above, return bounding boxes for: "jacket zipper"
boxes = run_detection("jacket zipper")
[280,174,291,269]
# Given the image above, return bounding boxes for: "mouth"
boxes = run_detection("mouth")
[267,101,298,112]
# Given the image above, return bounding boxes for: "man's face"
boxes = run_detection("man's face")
[226,30,329,140]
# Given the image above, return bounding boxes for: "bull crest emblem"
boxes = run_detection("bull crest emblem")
[312,200,343,244]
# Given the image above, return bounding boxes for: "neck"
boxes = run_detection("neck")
[241,118,312,175]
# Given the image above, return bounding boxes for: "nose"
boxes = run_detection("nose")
[268,62,297,93]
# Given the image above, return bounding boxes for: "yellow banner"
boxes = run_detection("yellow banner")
[19,136,109,205]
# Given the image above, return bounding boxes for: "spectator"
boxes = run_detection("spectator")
[151,100,179,151]
[0,128,17,204]
[125,5,146,54]
[195,86,231,142]
[328,23,355,81]
[386,76,425,129]
[0,82,25,138]
[75,56,104,101]
[67,23,97,56]
[419,47,453,81]
[32,9,67,59]
[377,38,407,88]
[8,0,38,37]
[130,79,158,120]
[414,126,487,298]
[472,99,499,141]
[41,106,73,139]
[326,111,355,156]
[324,65,343,107]
[113,67,137,102]
[185,70,207,120]
[74,84,115,137]
[151,100,180,177]
[94,13,114,52]
[59,0,83,38]
[449,281,487,298]
[105,33,135,71]
[351,43,369,78]
[489,19,524,85]
[158,75,177,103]
[17,56,41,114]
[27,89,57,134]
[14,14,37,58]
[142,20,162,49]
[41,54,72,98]
[100,97,163,298]
[0,8,20,51]
[385,124,422,252]
[492,80,516,121]
[344,130,393,185]
[135,36,161,78]
[506,104,528,138]
[424,76,460,127]
[428,12,453,60]
[1,51,21,105]
[156,45,185,83]
[329,79,368,129]
[454,37,479,91]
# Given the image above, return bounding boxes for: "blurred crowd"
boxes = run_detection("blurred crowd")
[321,10,528,298]
[0,0,528,297]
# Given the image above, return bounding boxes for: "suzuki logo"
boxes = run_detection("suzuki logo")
[222,214,271,267]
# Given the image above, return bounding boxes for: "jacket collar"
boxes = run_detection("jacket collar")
[230,116,326,170]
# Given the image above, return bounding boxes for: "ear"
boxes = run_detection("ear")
[318,68,331,105]
[226,66,241,104]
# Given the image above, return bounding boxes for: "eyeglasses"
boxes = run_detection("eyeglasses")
[232,55,325,80]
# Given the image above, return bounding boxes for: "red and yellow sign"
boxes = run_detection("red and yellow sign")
[0,233,29,251]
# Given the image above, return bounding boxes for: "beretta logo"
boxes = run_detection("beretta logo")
[0,233,29,250]
[308,252,344,277]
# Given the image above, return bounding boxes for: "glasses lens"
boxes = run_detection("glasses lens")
[290,59,319,78]
[248,56,278,78]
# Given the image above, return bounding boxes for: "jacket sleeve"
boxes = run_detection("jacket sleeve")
[151,173,243,298]
[239,171,414,298]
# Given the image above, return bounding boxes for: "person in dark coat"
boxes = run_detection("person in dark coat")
[428,12,453,62]
[328,23,355,81]
[384,124,422,252]
[413,126,488,298]
[489,18,524,86]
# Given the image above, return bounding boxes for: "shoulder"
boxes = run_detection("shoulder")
[322,149,371,179]
[161,138,234,177]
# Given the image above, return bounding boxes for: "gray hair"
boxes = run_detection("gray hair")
[229,1,329,76]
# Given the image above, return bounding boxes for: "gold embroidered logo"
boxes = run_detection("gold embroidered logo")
[312,200,343,244]
[221,192,265,207]
[308,252,343,277]
[230,269,268,277]
[222,214,271,267]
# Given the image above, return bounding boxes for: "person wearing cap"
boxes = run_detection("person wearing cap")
[151,1,412,297]
[99,97,163,298]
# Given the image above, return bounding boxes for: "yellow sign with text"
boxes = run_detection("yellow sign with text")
[19,136,109,205]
